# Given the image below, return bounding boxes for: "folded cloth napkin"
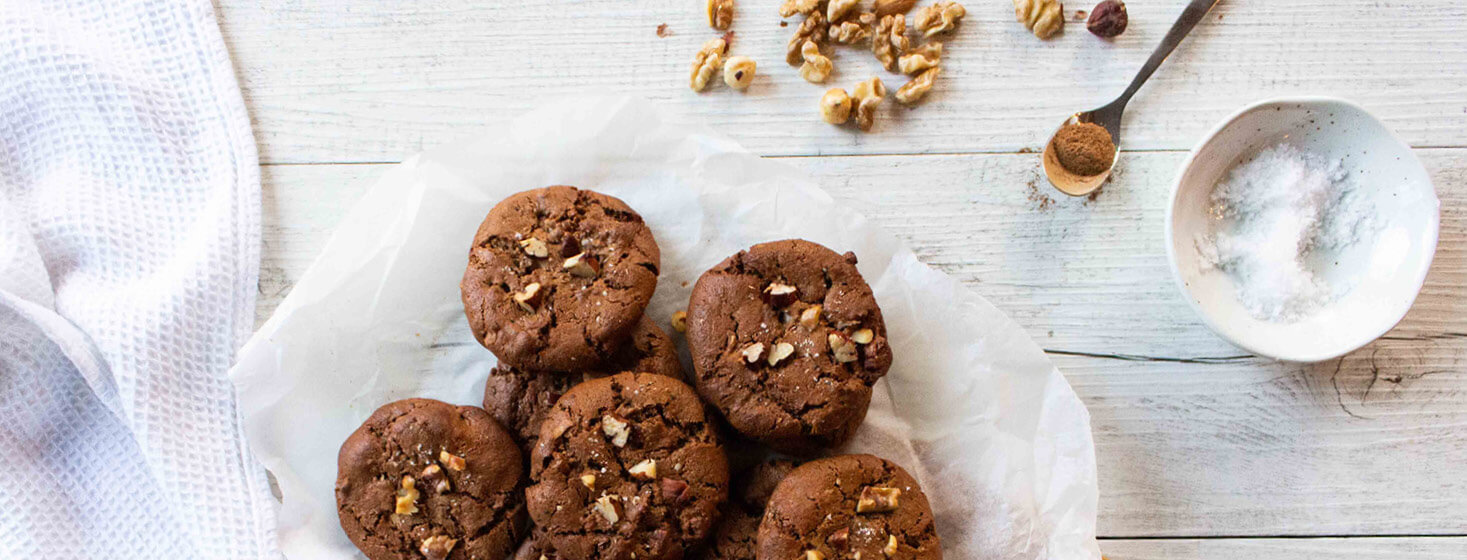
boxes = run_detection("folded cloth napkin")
[0,0,278,557]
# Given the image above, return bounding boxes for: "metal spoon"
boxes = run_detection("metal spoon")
[1044,0,1222,196]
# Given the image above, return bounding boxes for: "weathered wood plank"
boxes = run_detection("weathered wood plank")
[255,148,1467,536]
[218,0,1467,164]
[1101,537,1467,559]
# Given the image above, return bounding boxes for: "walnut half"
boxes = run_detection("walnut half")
[895,67,940,105]
[915,1,966,37]
[1014,0,1064,39]
[690,38,728,92]
[787,11,827,66]
[798,41,833,83]
[872,14,910,72]
[851,77,886,132]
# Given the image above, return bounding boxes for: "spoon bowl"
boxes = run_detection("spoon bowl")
[1042,110,1122,197]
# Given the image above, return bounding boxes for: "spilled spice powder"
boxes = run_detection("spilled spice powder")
[1053,122,1115,176]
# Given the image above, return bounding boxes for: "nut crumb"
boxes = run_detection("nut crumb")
[656,23,672,37]
[629,459,658,480]
[884,534,899,556]
[581,472,597,489]
[671,310,688,332]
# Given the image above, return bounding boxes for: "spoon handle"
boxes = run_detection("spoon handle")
[1115,0,1221,106]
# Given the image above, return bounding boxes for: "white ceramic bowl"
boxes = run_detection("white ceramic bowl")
[1165,97,1440,363]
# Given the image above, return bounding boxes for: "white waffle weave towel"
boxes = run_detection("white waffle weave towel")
[0,0,278,557]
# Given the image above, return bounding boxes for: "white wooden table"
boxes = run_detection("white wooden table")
[222,1,1467,557]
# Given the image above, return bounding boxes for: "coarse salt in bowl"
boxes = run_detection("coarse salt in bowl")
[1165,97,1440,363]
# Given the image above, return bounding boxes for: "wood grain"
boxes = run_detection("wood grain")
[255,149,1467,537]
[217,0,1467,164]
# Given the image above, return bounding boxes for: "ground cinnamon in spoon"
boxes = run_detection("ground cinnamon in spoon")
[1053,122,1116,176]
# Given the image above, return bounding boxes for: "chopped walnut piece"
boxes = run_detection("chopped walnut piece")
[763,282,800,307]
[856,486,902,513]
[602,415,632,447]
[786,12,827,65]
[1014,0,1063,39]
[829,332,860,362]
[827,0,859,23]
[851,328,876,344]
[593,494,622,524]
[439,450,466,471]
[420,535,458,560]
[872,14,910,72]
[767,342,796,366]
[851,77,886,132]
[708,0,734,30]
[915,1,966,37]
[723,56,757,90]
[779,0,822,18]
[895,67,940,104]
[563,252,601,278]
[581,473,597,489]
[741,342,766,363]
[828,13,874,44]
[804,550,825,560]
[629,459,658,480]
[820,88,852,124]
[671,310,689,332]
[520,237,549,258]
[512,282,543,313]
[690,37,728,91]
[884,534,899,556]
[897,42,941,74]
[799,304,824,328]
[798,40,833,83]
[395,475,419,515]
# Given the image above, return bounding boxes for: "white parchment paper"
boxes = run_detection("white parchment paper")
[230,97,1100,560]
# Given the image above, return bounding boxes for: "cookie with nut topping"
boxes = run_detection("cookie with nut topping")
[686,239,893,454]
[758,454,941,560]
[461,186,661,371]
[336,399,527,560]
[526,373,729,560]
[483,314,685,457]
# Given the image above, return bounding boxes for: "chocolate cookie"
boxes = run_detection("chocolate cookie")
[700,459,798,560]
[483,315,685,454]
[758,455,940,560]
[336,399,527,560]
[462,186,661,371]
[686,239,893,454]
[513,528,555,560]
[526,373,729,560]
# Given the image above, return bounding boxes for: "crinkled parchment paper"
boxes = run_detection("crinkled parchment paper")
[230,97,1099,560]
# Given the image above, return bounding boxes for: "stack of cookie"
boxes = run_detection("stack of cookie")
[334,186,942,560]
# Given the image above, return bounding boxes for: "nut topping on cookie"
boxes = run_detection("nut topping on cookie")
[563,252,602,278]
[671,310,689,332]
[419,535,458,560]
[762,282,799,307]
[629,459,658,480]
[799,304,823,328]
[856,486,901,513]
[581,473,598,490]
[439,450,467,471]
[829,332,859,363]
[520,237,550,258]
[767,342,796,366]
[851,328,875,344]
[395,475,419,515]
[593,494,622,524]
[602,415,632,447]
[804,550,825,560]
[513,282,543,312]
[883,534,899,556]
[741,342,765,363]
[420,463,451,493]
[827,527,851,549]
